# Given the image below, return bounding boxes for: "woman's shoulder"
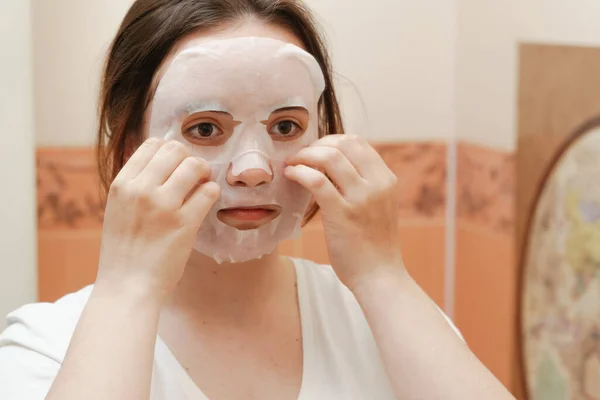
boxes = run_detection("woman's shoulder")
[0,285,94,362]
[0,287,94,399]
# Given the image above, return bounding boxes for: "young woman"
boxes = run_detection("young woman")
[0,1,514,399]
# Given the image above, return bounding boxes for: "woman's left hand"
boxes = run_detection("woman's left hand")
[285,134,404,290]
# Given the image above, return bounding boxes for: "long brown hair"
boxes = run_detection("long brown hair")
[96,0,344,222]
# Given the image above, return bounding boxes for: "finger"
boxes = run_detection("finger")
[114,138,164,182]
[135,140,190,187]
[284,165,347,214]
[315,134,388,179]
[287,146,366,195]
[160,157,212,205]
[181,181,221,228]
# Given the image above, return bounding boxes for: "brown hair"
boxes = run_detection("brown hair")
[96,0,344,222]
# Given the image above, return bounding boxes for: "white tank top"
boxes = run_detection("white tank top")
[0,258,461,399]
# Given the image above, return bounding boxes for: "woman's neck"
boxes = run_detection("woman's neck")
[164,250,296,326]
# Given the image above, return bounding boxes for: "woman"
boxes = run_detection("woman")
[0,1,514,399]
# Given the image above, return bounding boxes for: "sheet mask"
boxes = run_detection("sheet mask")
[148,37,326,263]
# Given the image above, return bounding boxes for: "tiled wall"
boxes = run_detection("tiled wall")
[36,142,449,307]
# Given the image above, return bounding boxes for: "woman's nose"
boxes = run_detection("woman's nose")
[226,166,273,187]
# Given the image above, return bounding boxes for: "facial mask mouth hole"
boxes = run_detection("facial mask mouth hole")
[216,204,282,230]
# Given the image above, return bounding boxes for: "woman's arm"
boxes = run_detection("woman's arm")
[350,268,514,400]
[46,284,161,400]
[286,134,514,400]
[45,139,219,400]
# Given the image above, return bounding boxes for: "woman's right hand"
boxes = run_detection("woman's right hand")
[95,138,220,300]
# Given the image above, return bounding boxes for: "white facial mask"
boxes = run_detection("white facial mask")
[148,37,325,263]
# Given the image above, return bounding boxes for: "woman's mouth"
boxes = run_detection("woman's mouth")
[217,205,282,230]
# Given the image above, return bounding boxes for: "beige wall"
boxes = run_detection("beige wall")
[33,0,134,146]
[27,2,600,174]
[0,0,37,328]
[305,0,457,141]
[456,0,600,150]
[33,0,457,146]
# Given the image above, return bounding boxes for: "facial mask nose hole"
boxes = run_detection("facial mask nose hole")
[231,151,272,177]
[229,168,272,187]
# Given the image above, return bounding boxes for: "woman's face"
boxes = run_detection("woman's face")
[143,20,326,263]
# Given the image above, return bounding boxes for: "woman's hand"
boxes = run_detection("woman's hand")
[285,134,403,290]
[96,138,220,300]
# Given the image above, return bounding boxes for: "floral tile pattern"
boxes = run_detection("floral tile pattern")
[37,148,104,230]
[372,142,447,220]
[456,142,515,235]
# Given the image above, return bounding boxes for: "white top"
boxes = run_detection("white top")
[0,258,461,400]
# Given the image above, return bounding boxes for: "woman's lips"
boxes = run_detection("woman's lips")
[217,205,282,230]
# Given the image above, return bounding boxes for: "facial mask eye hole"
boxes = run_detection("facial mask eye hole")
[269,120,303,139]
[181,111,238,146]
[187,122,222,138]
[263,107,310,142]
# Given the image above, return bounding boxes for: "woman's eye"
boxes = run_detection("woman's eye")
[185,122,223,139]
[269,120,302,137]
